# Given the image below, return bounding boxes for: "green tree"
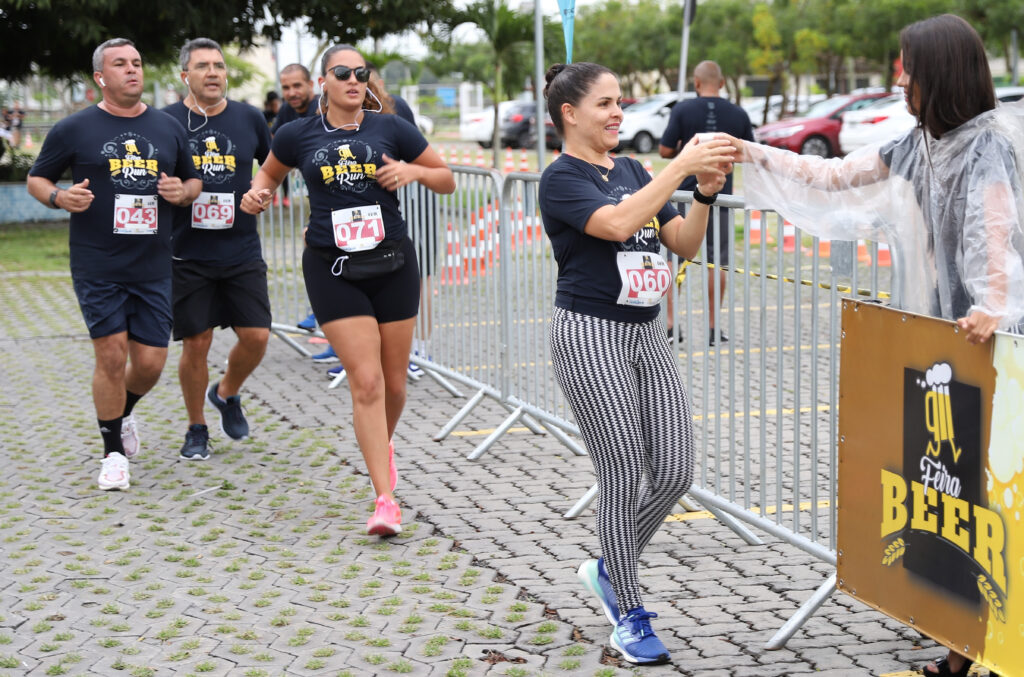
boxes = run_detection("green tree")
[747,3,785,122]
[1,0,452,81]
[686,0,755,101]
[435,0,535,165]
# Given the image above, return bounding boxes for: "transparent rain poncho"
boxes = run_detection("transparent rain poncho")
[742,102,1024,330]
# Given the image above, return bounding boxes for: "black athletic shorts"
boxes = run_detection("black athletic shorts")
[303,237,420,324]
[172,259,271,341]
[72,277,172,347]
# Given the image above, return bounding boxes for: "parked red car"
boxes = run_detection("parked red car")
[754,92,890,157]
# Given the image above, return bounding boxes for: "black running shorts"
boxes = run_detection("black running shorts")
[172,259,271,341]
[302,237,420,325]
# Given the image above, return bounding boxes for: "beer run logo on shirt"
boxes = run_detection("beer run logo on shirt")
[612,191,662,253]
[880,361,1007,616]
[188,130,237,184]
[313,141,377,194]
[103,133,159,189]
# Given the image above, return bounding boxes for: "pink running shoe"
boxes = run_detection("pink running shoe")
[388,440,397,492]
[366,494,402,536]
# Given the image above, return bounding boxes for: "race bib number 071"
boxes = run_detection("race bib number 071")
[332,204,385,252]
[616,251,671,307]
[113,194,158,235]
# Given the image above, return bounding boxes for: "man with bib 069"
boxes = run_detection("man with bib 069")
[26,38,201,491]
[162,38,273,461]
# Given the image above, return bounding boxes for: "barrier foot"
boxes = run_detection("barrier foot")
[434,389,486,441]
[677,494,702,512]
[564,482,599,519]
[416,361,464,397]
[540,421,587,457]
[684,496,764,546]
[519,412,547,435]
[467,406,524,461]
[271,326,313,357]
[764,573,836,650]
[328,369,348,389]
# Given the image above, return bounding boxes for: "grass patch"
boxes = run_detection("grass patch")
[0,223,69,272]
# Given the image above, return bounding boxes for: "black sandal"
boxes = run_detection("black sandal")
[923,656,972,677]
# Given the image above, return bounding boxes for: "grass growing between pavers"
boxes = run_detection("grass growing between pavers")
[0,274,617,677]
[0,222,69,272]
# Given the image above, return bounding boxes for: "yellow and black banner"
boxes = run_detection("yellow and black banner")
[838,301,1024,676]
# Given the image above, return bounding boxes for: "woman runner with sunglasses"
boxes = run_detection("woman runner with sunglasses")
[241,45,454,536]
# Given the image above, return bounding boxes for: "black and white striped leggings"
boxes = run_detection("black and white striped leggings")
[550,306,695,613]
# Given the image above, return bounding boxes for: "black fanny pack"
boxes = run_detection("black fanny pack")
[310,240,405,281]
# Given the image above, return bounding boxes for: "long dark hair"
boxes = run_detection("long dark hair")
[899,14,994,139]
[543,62,616,137]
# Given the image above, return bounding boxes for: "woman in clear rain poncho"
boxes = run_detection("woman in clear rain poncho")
[726,13,1022,677]
[731,14,1024,349]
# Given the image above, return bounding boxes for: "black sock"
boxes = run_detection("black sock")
[98,417,124,457]
[123,391,143,418]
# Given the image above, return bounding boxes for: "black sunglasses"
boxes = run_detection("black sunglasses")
[329,65,370,83]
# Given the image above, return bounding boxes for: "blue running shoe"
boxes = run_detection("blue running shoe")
[311,345,339,363]
[577,558,619,624]
[326,364,345,379]
[609,607,670,665]
[297,313,317,331]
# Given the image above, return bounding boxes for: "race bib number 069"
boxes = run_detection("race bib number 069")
[191,192,235,229]
[332,204,385,252]
[113,193,158,235]
[616,251,671,307]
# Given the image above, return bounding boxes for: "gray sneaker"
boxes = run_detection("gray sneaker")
[206,382,249,440]
[179,424,210,461]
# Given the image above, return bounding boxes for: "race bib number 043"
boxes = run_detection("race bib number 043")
[113,193,158,235]
[332,204,385,252]
[616,251,671,307]
[191,192,235,230]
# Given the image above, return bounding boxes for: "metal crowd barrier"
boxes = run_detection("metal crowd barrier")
[258,171,317,356]
[256,162,900,649]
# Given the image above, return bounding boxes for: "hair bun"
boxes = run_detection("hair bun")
[545,64,566,85]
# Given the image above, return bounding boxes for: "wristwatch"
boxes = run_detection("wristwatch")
[692,186,719,205]
[48,188,60,209]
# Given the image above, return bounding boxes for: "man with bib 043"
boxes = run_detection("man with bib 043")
[162,38,273,461]
[26,38,201,491]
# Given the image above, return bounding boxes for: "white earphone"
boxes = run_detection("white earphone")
[99,77,106,87]
[185,76,190,86]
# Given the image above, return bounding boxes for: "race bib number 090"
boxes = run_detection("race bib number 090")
[113,194,158,235]
[616,251,671,307]
[191,192,235,229]
[332,204,385,252]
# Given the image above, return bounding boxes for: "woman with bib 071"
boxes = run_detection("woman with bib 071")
[241,45,454,536]
[538,61,735,665]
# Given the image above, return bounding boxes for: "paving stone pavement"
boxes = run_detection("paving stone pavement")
[0,273,992,676]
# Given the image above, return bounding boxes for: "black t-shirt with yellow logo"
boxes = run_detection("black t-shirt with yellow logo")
[270,112,428,249]
[539,154,679,322]
[29,106,199,281]
[163,100,271,265]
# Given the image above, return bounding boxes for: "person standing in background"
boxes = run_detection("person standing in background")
[660,60,754,346]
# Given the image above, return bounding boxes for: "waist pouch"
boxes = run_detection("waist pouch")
[309,240,405,281]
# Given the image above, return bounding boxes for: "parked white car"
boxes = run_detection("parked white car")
[838,94,914,155]
[414,113,434,136]
[996,86,1024,103]
[616,93,688,154]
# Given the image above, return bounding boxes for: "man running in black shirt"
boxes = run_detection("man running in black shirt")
[26,38,201,490]
[163,38,273,461]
